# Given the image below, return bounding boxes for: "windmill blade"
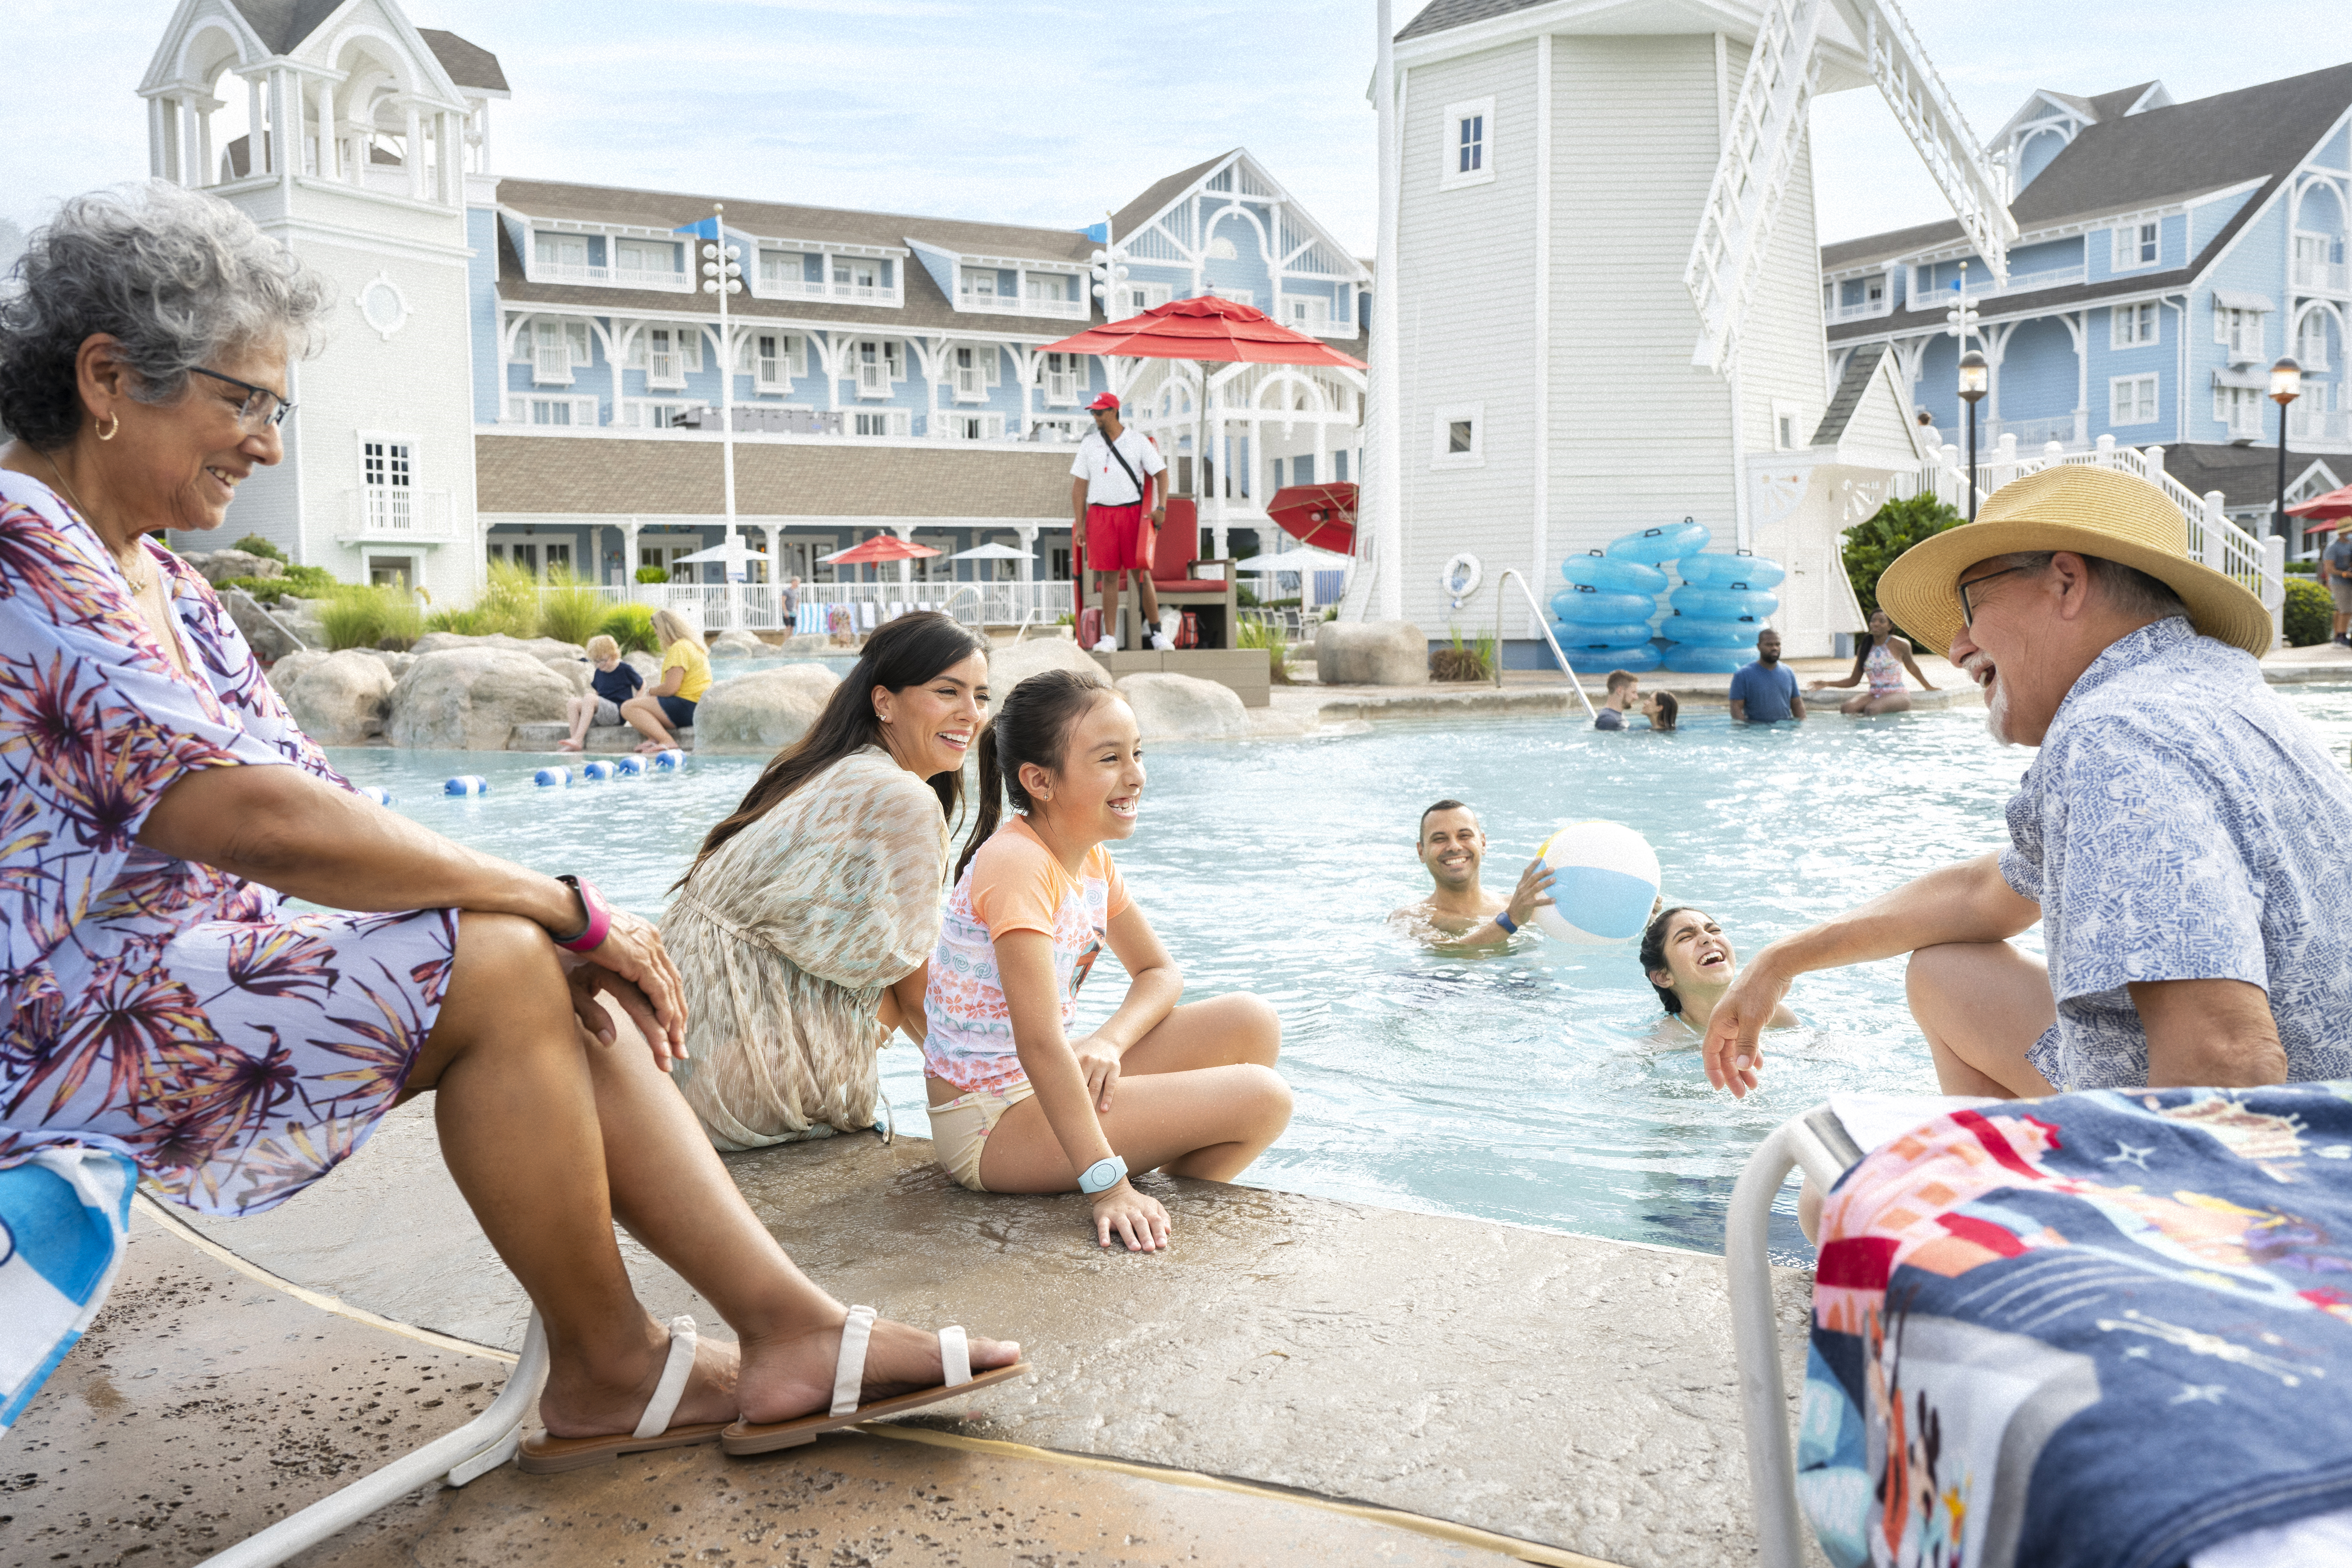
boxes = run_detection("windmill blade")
[1830,0,2016,286]
[1684,0,1828,374]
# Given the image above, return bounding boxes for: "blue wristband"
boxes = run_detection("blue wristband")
[1494,909,1518,935]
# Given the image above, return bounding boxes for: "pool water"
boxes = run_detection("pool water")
[325,684,2352,1261]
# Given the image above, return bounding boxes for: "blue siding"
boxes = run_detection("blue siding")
[911,245,956,299]
[2017,127,2068,189]
[2321,123,2351,169]
[1995,316,2078,423]
[2190,188,2259,253]
[2008,235,2083,275]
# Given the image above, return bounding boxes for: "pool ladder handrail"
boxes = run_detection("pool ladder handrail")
[1491,568,1598,721]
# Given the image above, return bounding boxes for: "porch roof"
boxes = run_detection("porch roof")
[2161,443,2344,514]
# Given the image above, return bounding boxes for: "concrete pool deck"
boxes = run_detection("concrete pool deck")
[19,1110,1816,1568]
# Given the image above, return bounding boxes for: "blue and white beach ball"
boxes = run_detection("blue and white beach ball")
[581,760,615,781]
[1531,821,1662,946]
[534,767,571,789]
[613,755,645,776]
[653,749,685,771]
[444,775,489,797]
[357,785,394,807]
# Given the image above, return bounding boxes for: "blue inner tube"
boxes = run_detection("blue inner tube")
[1552,586,1658,624]
[1563,645,1660,674]
[1662,645,1751,674]
[1662,614,1762,648]
[1561,551,1670,595]
[1606,519,1712,565]
[1548,620,1655,649]
[1676,552,1787,590]
[1670,584,1779,620]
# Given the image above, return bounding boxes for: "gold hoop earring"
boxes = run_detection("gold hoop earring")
[95,413,120,442]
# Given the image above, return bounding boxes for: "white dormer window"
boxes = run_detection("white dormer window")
[615,239,677,279]
[1026,275,1068,302]
[833,259,882,298]
[759,250,805,291]
[1441,97,1496,190]
[2111,302,2159,348]
[960,268,1001,305]
[2112,221,2159,271]
[534,233,588,277]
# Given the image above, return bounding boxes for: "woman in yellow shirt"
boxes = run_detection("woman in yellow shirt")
[623,607,712,753]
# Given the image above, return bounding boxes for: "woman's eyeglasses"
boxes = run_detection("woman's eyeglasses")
[191,366,295,430]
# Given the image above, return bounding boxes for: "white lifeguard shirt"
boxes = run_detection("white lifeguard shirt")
[1070,428,1164,508]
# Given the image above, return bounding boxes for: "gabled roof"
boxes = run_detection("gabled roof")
[1824,62,2352,273]
[1395,0,1541,41]
[1110,152,1232,245]
[418,28,506,94]
[223,0,344,55]
[2162,444,2343,514]
[1809,343,1888,447]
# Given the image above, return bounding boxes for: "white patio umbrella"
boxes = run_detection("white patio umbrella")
[949,542,1032,561]
[670,533,764,582]
[1234,545,1350,613]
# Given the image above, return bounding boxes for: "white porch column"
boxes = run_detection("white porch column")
[147,97,166,179]
[619,519,643,586]
[761,524,785,615]
[245,77,263,174]
[273,70,296,195]
[1213,524,1231,560]
[186,95,207,185]
[890,523,916,589]
[404,101,425,200]
[316,81,338,180]
[1015,523,1038,583]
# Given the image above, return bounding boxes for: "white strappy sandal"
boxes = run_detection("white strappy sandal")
[515,1314,730,1474]
[719,1304,1027,1456]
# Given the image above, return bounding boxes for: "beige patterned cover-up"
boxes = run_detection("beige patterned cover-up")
[663,747,948,1149]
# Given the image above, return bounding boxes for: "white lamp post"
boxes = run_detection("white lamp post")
[701,205,745,625]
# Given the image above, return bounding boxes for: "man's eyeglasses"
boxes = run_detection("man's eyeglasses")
[1956,564,2031,626]
[191,366,295,431]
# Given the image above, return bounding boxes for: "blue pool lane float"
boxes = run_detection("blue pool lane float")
[1670,584,1779,621]
[654,749,685,771]
[1531,821,1663,945]
[613,755,645,776]
[357,785,393,806]
[1560,551,1670,596]
[1663,613,1765,647]
[1548,620,1656,650]
[1605,518,1712,566]
[1562,645,1660,675]
[1552,585,1657,625]
[1676,552,1786,590]
[444,775,489,797]
[1662,644,1753,674]
[581,760,615,781]
[534,767,571,788]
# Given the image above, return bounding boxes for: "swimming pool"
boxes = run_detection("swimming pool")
[324,682,2352,1260]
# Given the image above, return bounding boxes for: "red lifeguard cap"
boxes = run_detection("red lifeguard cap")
[1087,392,1120,411]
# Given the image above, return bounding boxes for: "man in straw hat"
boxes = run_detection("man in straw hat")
[1703,464,2352,1101]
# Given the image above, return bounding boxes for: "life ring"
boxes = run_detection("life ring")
[1440,552,1483,603]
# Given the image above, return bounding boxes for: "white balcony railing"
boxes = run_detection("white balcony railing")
[532,345,574,384]
[646,350,683,388]
[345,487,452,536]
[2290,406,2350,443]
[2292,256,2351,293]
[1986,409,2088,447]
[506,394,601,427]
[527,260,691,293]
[956,289,1088,320]
[1830,296,1895,322]
[553,579,1076,636]
[1958,263,2088,299]
[754,271,904,307]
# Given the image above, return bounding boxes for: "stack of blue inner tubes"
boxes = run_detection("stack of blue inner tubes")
[1549,521,1788,676]
[1661,547,1783,672]
[1550,551,1669,673]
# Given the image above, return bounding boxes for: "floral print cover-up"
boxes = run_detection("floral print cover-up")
[0,471,455,1217]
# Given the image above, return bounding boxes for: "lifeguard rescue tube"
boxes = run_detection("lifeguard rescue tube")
[1440,552,1483,602]
[1605,518,1712,566]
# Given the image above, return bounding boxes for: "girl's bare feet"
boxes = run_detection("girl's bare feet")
[734,1310,1021,1425]
[557,738,583,752]
[537,1316,742,1437]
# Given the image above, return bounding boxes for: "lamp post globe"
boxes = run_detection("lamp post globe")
[1957,350,1990,522]
[2272,357,2303,540]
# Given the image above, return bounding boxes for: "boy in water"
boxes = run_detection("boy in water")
[1389,800,1556,948]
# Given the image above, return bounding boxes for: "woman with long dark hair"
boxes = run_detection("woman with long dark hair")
[1639,905,1799,1043]
[663,611,990,1149]
[1808,608,1939,714]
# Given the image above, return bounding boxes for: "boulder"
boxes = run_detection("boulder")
[265,648,331,698]
[539,654,593,695]
[284,649,395,745]
[221,586,302,664]
[180,548,284,586]
[407,631,589,661]
[989,635,1104,693]
[360,649,418,679]
[692,664,842,755]
[1114,673,1247,742]
[624,650,662,684]
[385,648,574,750]
[1315,620,1428,687]
[780,632,832,655]
[707,630,768,659]
[277,598,330,651]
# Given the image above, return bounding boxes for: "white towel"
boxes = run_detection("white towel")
[0,1150,135,1433]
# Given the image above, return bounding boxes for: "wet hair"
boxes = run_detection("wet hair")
[680,610,989,890]
[1418,798,1472,837]
[1639,905,1702,1014]
[1605,669,1638,693]
[960,668,1118,880]
[1992,550,2187,623]
[0,182,329,449]
[1648,691,1678,731]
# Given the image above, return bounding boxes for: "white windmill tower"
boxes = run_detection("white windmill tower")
[1360,0,2013,658]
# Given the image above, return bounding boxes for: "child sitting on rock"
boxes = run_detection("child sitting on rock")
[558,633,643,752]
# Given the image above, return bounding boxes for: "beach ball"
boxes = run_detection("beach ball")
[534,767,571,789]
[613,755,645,776]
[357,785,393,806]
[444,775,489,797]
[654,749,685,771]
[1531,820,1662,946]
[581,760,615,781]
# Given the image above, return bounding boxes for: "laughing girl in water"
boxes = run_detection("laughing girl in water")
[922,670,1291,1251]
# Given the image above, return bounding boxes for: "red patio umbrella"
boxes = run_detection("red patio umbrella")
[2287,484,2352,533]
[1265,482,1358,553]
[819,535,941,566]
[1039,297,1368,622]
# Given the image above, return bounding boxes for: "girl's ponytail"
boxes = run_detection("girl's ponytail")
[957,724,1005,881]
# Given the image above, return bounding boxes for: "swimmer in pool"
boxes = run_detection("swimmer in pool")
[1640,905,1799,1042]
[1390,799,1557,948]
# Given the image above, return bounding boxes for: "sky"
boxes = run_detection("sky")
[3,0,2349,266]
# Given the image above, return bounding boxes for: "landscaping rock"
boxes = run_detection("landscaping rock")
[989,635,1103,692]
[625,651,662,684]
[359,649,417,679]
[707,630,769,659]
[221,586,302,665]
[1316,620,1428,686]
[407,632,589,661]
[283,650,394,745]
[277,598,330,651]
[692,664,841,755]
[179,548,284,586]
[385,649,574,750]
[1114,673,1247,741]
[264,648,331,698]
[539,654,593,695]
[780,632,832,655]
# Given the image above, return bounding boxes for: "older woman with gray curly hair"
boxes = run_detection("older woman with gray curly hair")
[0,183,1021,1462]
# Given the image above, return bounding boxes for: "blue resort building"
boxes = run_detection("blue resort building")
[1821,65,2352,545]
[136,0,1368,607]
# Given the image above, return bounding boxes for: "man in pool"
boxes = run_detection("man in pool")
[1593,669,1641,730]
[1727,630,1804,723]
[1390,799,1556,948]
[1702,465,2352,1101]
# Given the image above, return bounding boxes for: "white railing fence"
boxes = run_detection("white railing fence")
[346,487,453,536]
[532,579,1074,636]
[1912,432,2286,647]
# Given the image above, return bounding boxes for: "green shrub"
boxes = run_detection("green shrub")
[599,602,658,654]
[231,533,286,561]
[1842,491,1963,639]
[315,585,423,651]
[221,562,338,603]
[377,593,423,649]
[1430,622,1493,682]
[2284,576,2332,647]
[1238,618,1291,685]
[426,607,489,637]
[2286,558,2317,575]
[471,560,542,638]
[537,568,608,646]
[635,564,671,584]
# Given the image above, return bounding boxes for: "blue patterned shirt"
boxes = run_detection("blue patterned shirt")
[2001,616,2352,1090]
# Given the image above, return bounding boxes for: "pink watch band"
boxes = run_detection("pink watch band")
[554,876,611,952]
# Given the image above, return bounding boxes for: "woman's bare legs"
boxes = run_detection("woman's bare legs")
[408,914,1019,1436]
[1840,692,1913,714]
[978,994,1291,1191]
[618,692,676,753]
[1907,940,2058,1098]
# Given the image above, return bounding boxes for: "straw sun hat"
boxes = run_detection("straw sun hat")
[1876,464,2272,659]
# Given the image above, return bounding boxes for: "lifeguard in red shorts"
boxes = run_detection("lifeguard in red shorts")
[1069,392,1170,652]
